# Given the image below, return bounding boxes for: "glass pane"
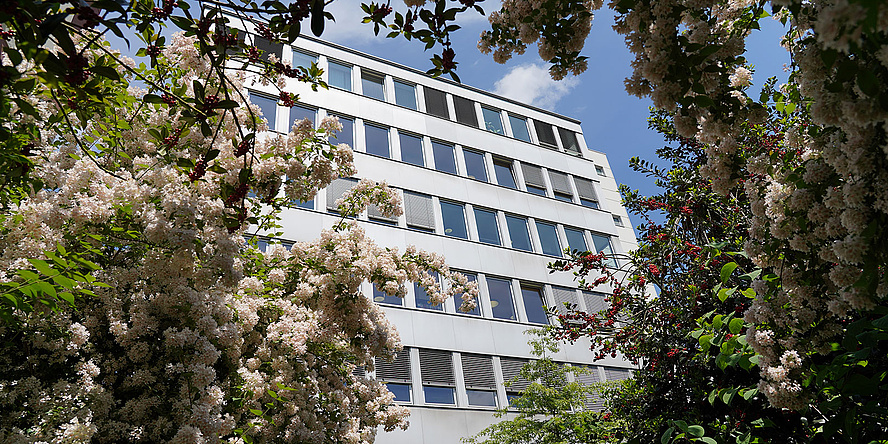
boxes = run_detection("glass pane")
[386,383,411,402]
[487,278,516,320]
[522,288,548,325]
[373,284,402,306]
[474,209,500,245]
[424,88,449,119]
[527,185,547,196]
[467,389,497,407]
[328,61,352,91]
[462,274,481,316]
[293,198,313,209]
[441,201,468,239]
[423,386,455,404]
[365,125,390,158]
[394,81,417,110]
[554,193,574,203]
[432,141,457,174]
[329,115,354,147]
[493,161,517,189]
[509,115,531,142]
[249,93,277,130]
[454,96,478,126]
[534,120,557,146]
[536,222,562,256]
[290,105,315,131]
[414,280,442,310]
[399,133,424,166]
[505,216,532,252]
[292,49,316,69]
[362,73,385,100]
[565,228,587,253]
[482,108,505,134]
[580,198,599,209]
[591,234,616,267]
[464,150,487,181]
[559,127,580,153]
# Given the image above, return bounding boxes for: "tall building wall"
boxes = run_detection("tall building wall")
[237,28,637,444]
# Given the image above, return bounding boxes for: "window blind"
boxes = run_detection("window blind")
[548,171,572,196]
[521,164,546,189]
[551,286,580,316]
[404,191,435,230]
[376,350,411,383]
[461,354,497,389]
[575,367,604,411]
[499,357,531,392]
[604,367,631,381]
[419,349,454,386]
[453,96,478,126]
[326,178,357,211]
[424,88,449,119]
[574,177,598,202]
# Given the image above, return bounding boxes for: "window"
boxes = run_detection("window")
[493,159,517,189]
[574,177,599,209]
[453,96,478,126]
[368,195,398,223]
[536,222,562,256]
[521,163,547,196]
[253,36,282,62]
[399,133,424,166]
[595,165,606,176]
[361,71,386,101]
[565,228,587,253]
[292,49,316,69]
[582,291,608,313]
[394,80,417,110]
[289,104,315,131]
[292,198,313,210]
[548,171,574,203]
[441,201,468,239]
[419,349,455,405]
[328,61,352,91]
[534,120,558,147]
[463,150,487,182]
[376,349,412,402]
[461,273,481,316]
[415,273,442,310]
[373,283,402,306]
[326,178,357,213]
[613,215,624,227]
[365,124,390,158]
[424,88,449,119]
[474,208,501,246]
[487,278,516,320]
[404,191,435,231]
[328,114,354,147]
[604,367,632,381]
[432,141,457,174]
[575,367,604,411]
[509,115,531,142]
[505,215,533,252]
[462,354,497,407]
[522,287,548,325]
[558,127,581,154]
[482,107,505,134]
[500,357,531,404]
[551,286,580,317]
[591,233,617,267]
[249,92,277,130]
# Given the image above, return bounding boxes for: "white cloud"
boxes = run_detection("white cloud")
[492,63,579,110]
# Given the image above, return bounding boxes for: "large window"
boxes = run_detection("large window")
[574,177,599,209]
[591,233,617,267]
[493,159,517,189]
[482,107,505,134]
[536,222,562,256]
[326,177,357,213]
[361,71,386,101]
[394,80,417,110]
[487,278,516,320]
[432,141,457,174]
[521,163,547,196]
[373,283,402,306]
[365,124,390,158]
[548,170,574,203]
[404,191,435,231]
[474,208,501,246]
[441,201,468,239]
[565,228,587,253]
[551,286,580,316]
[463,150,487,182]
[414,273,441,311]
[328,60,352,91]
[399,133,424,166]
[249,92,277,130]
[289,104,315,131]
[292,49,316,69]
[376,350,412,402]
[419,349,455,405]
[424,88,449,119]
[453,96,478,126]
[328,114,353,147]
[558,127,581,154]
[505,215,533,252]
[534,120,558,147]
[522,287,548,325]
[462,354,498,407]
[253,36,282,62]
[500,357,531,405]
[509,115,531,142]
[461,273,481,316]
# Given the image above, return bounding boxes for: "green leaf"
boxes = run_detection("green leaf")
[91,65,120,80]
[857,69,880,97]
[700,438,717,444]
[687,425,705,437]
[720,262,739,284]
[58,291,75,305]
[249,408,263,416]
[51,274,76,290]
[661,427,675,444]
[872,314,888,330]
[742,387,758,400]
[28,259,57,277]
[729,318,743,334]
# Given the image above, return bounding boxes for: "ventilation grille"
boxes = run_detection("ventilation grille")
[376,350,411,383]
[500,357,531,392]
[404,191,435,230]
[461,354,496,389]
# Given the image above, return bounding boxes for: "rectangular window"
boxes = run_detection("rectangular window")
[292,49,316,69]
[399,133,424,166]
[424,88,449,119]
[289,104,316,131]
[522,287,549,325]
[509,115,531,142]
[551,286,580,316]
[604,367,632,381]
[328,114,354,147]
[419,349,455,405]
[574,177,599,209]
[328,61,352,91]
[613,215,624,227]
[249,92,277,131]
[453,96,478,126]
[521,163,547,196]
[365,124,390,158]
[505,215,533,252]
[292,198,313,210]
[415,273,442,310]
[326,177,357,213]
[404,191,435,231]
[487,277,516,321]
[394,80,417,110]
[432,141,457,174]
[575,367,604,411]
[376,349,412,402]
[564,228,587,253]
[368,197,398,223]
[591,233,617,267]
[461,273,481,316]
[582,291,608,313]
[361,71,386,101]
[474,208,501,246]
[534,120,557,147]
[253,36,282,62]
[463,150,487,182]
[462,354,497,407]
[481,107,505,134]
[595,165,606,176]
[493,159,517,189]
[536,222,562,256]
[548,170,574,203]
[373,283,402,306]
[558,127,581,153]
[500,357,531,403]
[440,201,468,239]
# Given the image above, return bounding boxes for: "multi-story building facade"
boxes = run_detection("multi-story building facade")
[239,29,637,444]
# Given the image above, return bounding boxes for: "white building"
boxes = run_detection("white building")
[242,32,637,444]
